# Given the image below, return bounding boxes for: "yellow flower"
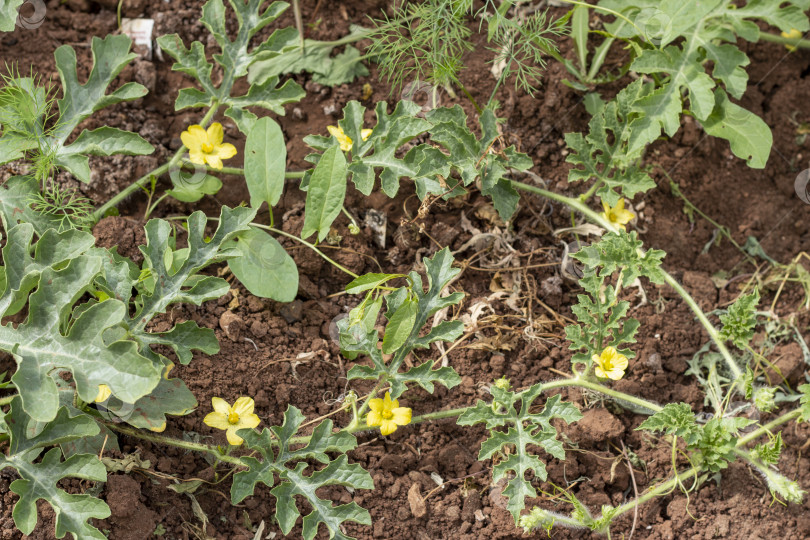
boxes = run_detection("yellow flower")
[592,346,629,381]
[600,198,635,230]
[203,396,261,445]
[367,392,411,436]
[180,122,237,170]
[95,384,112,402]
[327,125,373,152]
[781,28,802,51]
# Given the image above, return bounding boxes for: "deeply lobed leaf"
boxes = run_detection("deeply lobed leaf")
[458,385,581,520]
[231,406,371,540]
[1,398,110,538]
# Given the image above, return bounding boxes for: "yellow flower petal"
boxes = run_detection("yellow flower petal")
[232,397,255,417]
[327,125,353,151]
[594,365,608,379]
[207,122,224,145]
[383,392,395,409]
[391,407,411,425]
[213,142,237,160]
[205,154,224,170]
[95,384,112,403]
[181,125,207,151]
[188,149,206,165]
[360,129,373,141]
[225,428,245,446]
[368,398,384,413]
[212,397,230,415]
[204,411,231,430]
[367,410,383,426]
[379,419,398,436]
[238,413,261,430]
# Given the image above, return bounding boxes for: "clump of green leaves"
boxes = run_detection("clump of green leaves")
[0,36,153,183]
[302,100,532,240]
[563,231,667,378]
[248,25,370,87]
[458,380,582,521]
[0,206,255,537]
[638,403,753,472]
[719,289,760,349]
[339,247,464,398]
[565,79,657,206]
[1,398,111,538]
[0,37,154,229]
[157,0,304,134]
[594,0,810,168]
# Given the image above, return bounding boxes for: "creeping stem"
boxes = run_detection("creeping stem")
[758,31,810,50]
[103,422,246,467]
[509,179,744,382]
[736,408,803,447]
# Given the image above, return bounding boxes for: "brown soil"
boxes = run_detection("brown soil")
[1,1,809,539]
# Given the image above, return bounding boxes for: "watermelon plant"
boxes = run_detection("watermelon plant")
[0,0,809,538]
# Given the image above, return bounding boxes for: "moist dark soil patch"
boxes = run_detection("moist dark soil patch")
[1,1,809,539]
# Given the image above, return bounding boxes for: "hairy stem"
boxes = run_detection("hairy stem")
[611,468,704,520]
[510,180,743,381]
[542,377,663,413]
[103,422,246,467]
[736,408,803,447]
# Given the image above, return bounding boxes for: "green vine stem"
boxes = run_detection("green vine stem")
[510,179,744,382]
[103,422,246,467]
[736,408,803,447]
[542,377,663,413]
[91,102,221,222]
[178,160,306,179]
[242,222,360,279]
[758,31,810,50]
[600,468,706,525]
[175,216,360,279]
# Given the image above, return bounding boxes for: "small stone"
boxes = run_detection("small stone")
[460,376,475,395]
[408,482,427,518]
[489,354,505,371]
[396,506,410,521]
[280,300,304,324]
[219,311,244,341]
[249,320,267,339]
[461,492,481,522]
[133,60,156,93]
[379,454,405,475]
[445,505,461,521]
